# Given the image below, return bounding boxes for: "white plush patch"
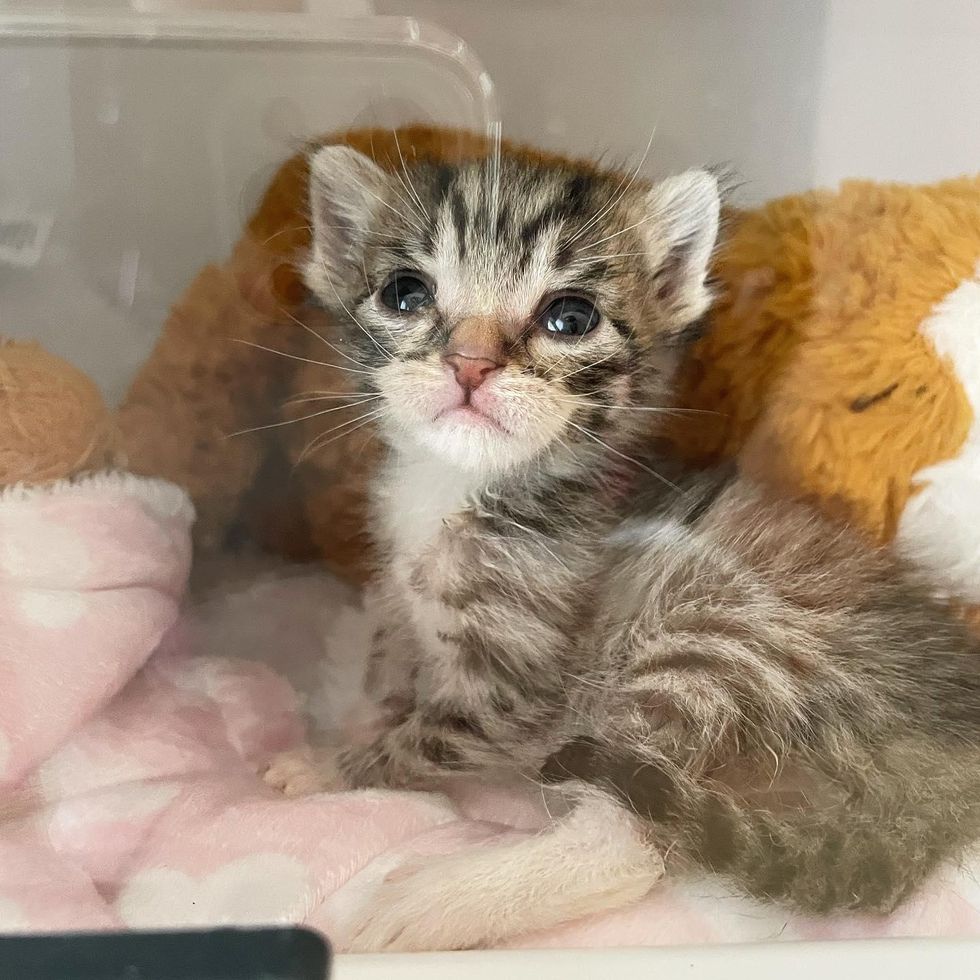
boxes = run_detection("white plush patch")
[0,897,29,930]
[18,591,87,629]
[115,853,310,928]
[895,263,980,602]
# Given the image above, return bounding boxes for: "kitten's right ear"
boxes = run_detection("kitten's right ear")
[306,145,391,297]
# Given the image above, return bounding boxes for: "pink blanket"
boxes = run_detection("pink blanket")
[1,472,978,948]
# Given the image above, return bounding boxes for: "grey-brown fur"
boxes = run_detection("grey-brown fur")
[302,144,980,915]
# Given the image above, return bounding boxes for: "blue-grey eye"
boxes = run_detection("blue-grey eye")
[539,296,601,337]
[379,273,433,313]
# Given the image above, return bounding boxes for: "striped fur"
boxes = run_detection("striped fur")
[302,145,980,938]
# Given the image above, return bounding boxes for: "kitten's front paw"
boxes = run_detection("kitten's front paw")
[261,746,344,797]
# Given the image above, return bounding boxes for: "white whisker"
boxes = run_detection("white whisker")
[564,418,684,493]
[561,127,656,250]
[284,390,371,404]
[321,277,394,362]
[232,339,374,376]
[227,396,382,438]
[558,396,721,417]
[278,304,377,371]
[342,168,426,238]
[392,127,430,221]
[255,224,313,249]
[555,349,620,384]
[297,407,385,464]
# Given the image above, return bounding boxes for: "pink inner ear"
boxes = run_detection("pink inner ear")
[654,246,688,303]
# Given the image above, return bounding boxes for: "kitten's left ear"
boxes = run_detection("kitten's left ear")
[304,144,393,298]
[641,169,721,325]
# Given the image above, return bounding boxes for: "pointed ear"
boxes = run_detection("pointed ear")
[305,144,392,297]
[641,169,721,325]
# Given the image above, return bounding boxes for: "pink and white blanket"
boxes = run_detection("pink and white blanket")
[1,472,979,948]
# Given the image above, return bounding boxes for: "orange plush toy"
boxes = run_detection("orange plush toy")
[666,176,980,618]
[0,340,122,487]
[118,128,980,614]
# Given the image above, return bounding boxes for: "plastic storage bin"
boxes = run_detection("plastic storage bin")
[2,3,980,978]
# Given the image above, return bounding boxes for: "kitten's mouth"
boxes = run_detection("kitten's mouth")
[435,403,506,433]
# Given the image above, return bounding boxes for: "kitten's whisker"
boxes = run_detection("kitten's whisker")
[564,419,685,493]
[227,396,381,438]
[297,407,384,464]
[558,396,722,417]
[322,277,395,362]
[342,168,426,238]
[488,121,503,235]
[392,127,430,221]
[317,224,404,244]
[255,224,313,249]
[578,210,663,253]
[284,391,371,404]
[360,254,399,350]
[554,349,620,384]
[278,304,378,371]
[561,127,657,250]
[231,339,374,376]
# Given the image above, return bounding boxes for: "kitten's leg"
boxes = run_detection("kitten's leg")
[330,782,662,952]
[588,485,980,913]
[547,735,980,915]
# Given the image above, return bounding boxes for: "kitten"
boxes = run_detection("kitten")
[301,143,980,950]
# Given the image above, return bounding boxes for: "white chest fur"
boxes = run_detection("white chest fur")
[377,451,481,561]
[376,451,483,674]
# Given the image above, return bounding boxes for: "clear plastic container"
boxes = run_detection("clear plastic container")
[0,5,496,401]
[2,3,980,977]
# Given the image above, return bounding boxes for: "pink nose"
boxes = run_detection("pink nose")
[443,353,501,391]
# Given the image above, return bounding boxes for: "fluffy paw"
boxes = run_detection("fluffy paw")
[261,746,343,798]
[338,861,475,953]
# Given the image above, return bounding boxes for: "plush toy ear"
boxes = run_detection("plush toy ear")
[305,145,392,298]
[641,170,721,326]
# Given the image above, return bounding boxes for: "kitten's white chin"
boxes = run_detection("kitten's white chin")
[409,419,538,475]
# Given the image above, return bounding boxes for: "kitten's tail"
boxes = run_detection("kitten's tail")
[544,738,980,915]
[326,782,663,952]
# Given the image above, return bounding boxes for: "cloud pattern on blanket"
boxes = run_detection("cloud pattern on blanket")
[0,472,978,949]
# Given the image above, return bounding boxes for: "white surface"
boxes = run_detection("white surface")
[379,0,980,203]
[333,939,980,979]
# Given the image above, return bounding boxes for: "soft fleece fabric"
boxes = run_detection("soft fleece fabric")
[0,472,978,948]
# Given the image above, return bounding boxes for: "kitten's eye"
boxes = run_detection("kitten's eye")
[538,295,601,338]
[379,273,434,314]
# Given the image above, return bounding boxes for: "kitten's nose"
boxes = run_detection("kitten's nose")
[443,353,502,391]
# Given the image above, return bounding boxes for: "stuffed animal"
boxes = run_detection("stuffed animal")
[0,340,122,487]
[117,127,980,614]
[665,175,980,620]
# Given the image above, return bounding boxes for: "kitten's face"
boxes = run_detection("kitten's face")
[303,146,719,476]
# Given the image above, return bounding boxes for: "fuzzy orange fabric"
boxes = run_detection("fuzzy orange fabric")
[668,177,979,543]
[0,341,121,487]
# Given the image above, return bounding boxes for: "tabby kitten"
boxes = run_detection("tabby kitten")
[301,143,980,949]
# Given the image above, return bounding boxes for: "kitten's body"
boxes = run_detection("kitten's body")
[301,144,980,949]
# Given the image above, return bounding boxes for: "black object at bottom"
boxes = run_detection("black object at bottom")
[0,927,330,980]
